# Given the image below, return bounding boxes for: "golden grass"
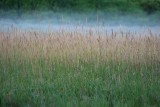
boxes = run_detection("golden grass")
[0,27,160,67]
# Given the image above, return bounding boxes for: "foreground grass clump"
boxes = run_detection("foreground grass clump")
[0,28,160,107]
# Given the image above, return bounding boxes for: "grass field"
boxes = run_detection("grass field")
[0,27,160,107]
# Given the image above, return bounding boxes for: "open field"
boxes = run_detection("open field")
[0,26,160,107]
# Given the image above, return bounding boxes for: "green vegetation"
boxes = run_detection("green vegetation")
[0,0,160,14]
[0,28,160,107]
[1,0,160,25]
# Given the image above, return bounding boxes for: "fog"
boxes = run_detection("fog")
[0,11,160,35]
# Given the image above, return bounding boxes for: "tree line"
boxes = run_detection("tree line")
[0,0,160,14]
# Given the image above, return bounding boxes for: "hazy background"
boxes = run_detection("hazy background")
[0,0,160,29]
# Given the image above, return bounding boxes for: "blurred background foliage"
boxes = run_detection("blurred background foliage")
[0,0,160,25]
[0,0,160,14]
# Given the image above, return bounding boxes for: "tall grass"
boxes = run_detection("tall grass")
[0,27,160,107]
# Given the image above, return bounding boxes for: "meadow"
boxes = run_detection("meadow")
[0,26,160,107]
